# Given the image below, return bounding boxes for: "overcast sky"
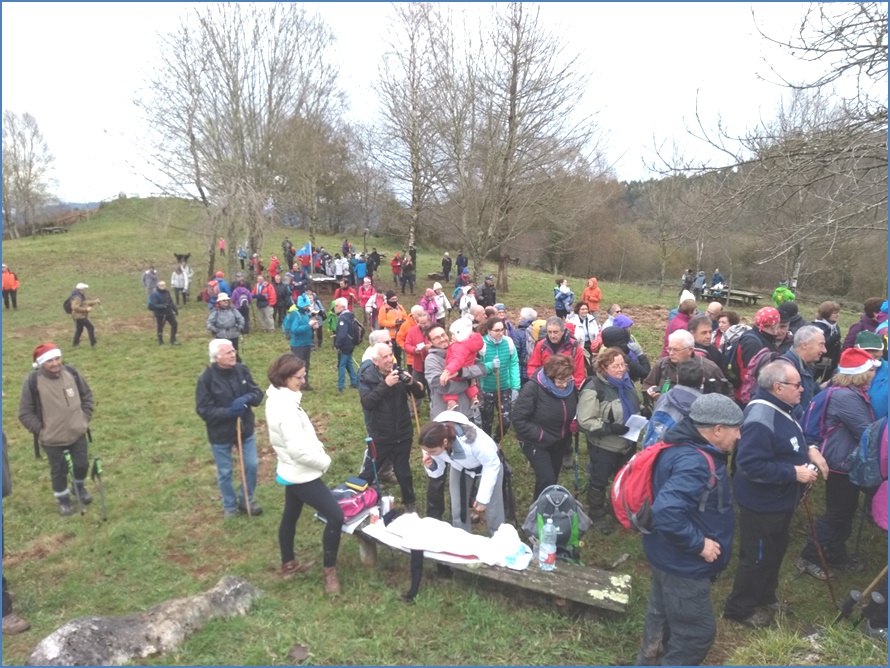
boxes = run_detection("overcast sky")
[2,1,827,202]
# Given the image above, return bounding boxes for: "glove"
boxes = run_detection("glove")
[608,422,630,436]
[511,389,519,402]
[491,356,501,370]
[227,395,250,417]
[627,339,643,356]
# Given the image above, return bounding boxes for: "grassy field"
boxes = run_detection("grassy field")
[1,198,886,666]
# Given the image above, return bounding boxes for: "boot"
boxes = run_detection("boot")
[280,559,315,579]
[158,334,164,345]
[70,482,93,505]
[587,486,614,535]
[57,493,74,516]
[2,613,31,635]
[323,567,341,595]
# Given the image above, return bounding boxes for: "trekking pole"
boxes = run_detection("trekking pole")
[572,429,580,500]
[97,302,116,334]
[64,449,85,516]
[494,365,505,451]
[235,418,252,517]
[365,437,384,505]
[853,502,868,559]
[832,564,889,626]
[801,491,837,608]
[90,456,107,521]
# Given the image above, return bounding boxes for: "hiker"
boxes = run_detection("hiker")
[439,316,484,414]
[69,282,100,347]
[252,274,277,332]
[843,297,884,351]
[333,279,358,312]
[170,266,189,306]
[2,264,19,310]
[689,315,725,372]
[513,354,578,500]
[477,275,497,308]
[692,271,707,301]
[458,285,478,317]
[206,293,245,360]
[636,394,743,666]
[390,253,402,287]
[403,309,432,388]
[643,330,730,401]
[601,303,622,329]
[400,253,416,296]
[477,316,519,446]
[642,360,704,448]
[230,274,252,335]
[142,265,158,299]
[332,298,359,393]
[195,339,263,519]
[419,413,505,536]
[858,331,888,420]
[771,280,795,309]
[779,326,826,420]
[282,296,317,390]
[733,306,783,403]
[147,280,180,346]
[812,301,843,384]
[527,316,587,389]
[661,290,697,357]
[272,275,291,327]
[357,342,425,513]
[723,361,826,628]
[455,249,468,277]
[18,343,95,516]
[712,309,745,351]
[264,353,344,593]
[567,302,600,349]
[580,278,602,321]
[553,278,574,319]
[577,347,642,535]
[2,425,30,635]
[797,348,879,579]
[778,301,809,337]
[679,268,695,298]
[441,252,452,282]
[218,238,226,256]
[601,325,651,383]
[377,291,408,367]
[305,289,326,351]
[711,268,725,286]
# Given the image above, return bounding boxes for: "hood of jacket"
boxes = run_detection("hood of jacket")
[663,385,702,416]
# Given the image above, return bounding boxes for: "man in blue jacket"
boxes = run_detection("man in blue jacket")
[636,394,743,666]
[722,361,827,628]
[779,325,826,421]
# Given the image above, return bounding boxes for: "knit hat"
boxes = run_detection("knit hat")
[385,290,398,302]
[235,271,244,277]
[613,314,634,328]
[778,301,799,319]
[32,342,61,368]
[679,290,696,305]
[494,303,506,312]
[216,292,230,302]
[425,288,435,298]
[449,316,472,342]
[689,394,744,427]
[462,285,473,294]
[485,275,494,281]
[838,348,881,374]
[364,277,372,284]
[75,282,89,290]
[855,331,885,351]
[297,294,311,309]
[215,271,224,278]
[462,268,470,275]
[433,282,442,290]
[754,306,780,329]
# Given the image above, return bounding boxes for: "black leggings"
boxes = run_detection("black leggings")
[522,438,569,501]
[279,478,344,568]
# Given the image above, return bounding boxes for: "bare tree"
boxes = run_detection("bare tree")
[637,176,695,297]
[2,110,54,237]
[136,3,341,275]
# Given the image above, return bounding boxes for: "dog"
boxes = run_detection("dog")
[506,256,521,267]
[174,253,191,264]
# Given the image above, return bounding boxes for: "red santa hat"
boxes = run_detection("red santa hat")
[33,342,62,368]
[837,348,881,375]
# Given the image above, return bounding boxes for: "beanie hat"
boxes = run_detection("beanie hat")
[613,314,634,329]
[235,271,244,277]
[462,285,474,294]
[838,348,881,374]
[486,275,494,281]
[385,290,398,302]
[75,282,89,290]
[433,282,442,290]
[364,277,372,284]
[462,268,470,275]
[679,290,696,305]
[297,294,311,309]
[778,301,799,318]
[494,303,506,312]
[215,271,224,278]
[689,394,744,427]
[754,306,780,329]
[601,326,630,349]
[449,316,472,341]
[425,288,435,298]
[855,331,884,351]
[33,342,62,368]
[520,307,538,320]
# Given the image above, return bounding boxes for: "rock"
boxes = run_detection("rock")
[28,576,261,666]
[287,643,310,663]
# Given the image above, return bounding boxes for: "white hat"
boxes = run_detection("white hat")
[75,283,89,290]
[216,292,231,302]
[433,282,442,290]
[679,290,695,304]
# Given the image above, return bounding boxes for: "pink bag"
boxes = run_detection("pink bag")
[329,484,378,520]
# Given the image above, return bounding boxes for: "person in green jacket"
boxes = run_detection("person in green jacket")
[478,316,520,446]
[771,281,796,308]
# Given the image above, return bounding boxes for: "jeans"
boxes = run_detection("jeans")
[400,274,415,295]
[279,478,343,567]
[73,318,96,346]
[337,351,358,390]
[210,433,258,513]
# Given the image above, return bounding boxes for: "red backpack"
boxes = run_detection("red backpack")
[611,442,716,533]
[202,279,220,303]
[736,347,778,404]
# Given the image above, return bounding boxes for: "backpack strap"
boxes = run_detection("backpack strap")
[693,448,720,512]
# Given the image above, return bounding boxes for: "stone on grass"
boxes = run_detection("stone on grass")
[28,576,261,666]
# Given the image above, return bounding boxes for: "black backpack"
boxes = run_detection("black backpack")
[522,484,591,564]
[63,297,73,314]
[352,318,366,347]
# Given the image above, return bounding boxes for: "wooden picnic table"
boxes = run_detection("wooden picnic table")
[310,276,339,294]
[36,226,70,235]
[702,287,763,307]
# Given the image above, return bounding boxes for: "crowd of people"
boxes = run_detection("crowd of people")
[4,241,888,660]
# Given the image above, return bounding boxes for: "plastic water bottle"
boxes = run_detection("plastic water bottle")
[538,519,557,571]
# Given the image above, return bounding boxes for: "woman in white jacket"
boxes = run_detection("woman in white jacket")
[265,353,344,594]
[418,411,505,536]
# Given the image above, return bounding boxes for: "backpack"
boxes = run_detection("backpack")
[641,399,689,449]
[452,285,464,309]
[202,279,220,304]
[351,318,366,346]
[27,366,91,458]
[801,385,842,443]
[722,337,744,387]
[737,347,778,404]
[611,442,716,533]
[847,418,888,490]
[521,484,591,563]
[529,319,548,343]
[326,310,338,333]
[324,484,379,521]
[63,296,73,314]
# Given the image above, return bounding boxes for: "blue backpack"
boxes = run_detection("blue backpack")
[642,402,686,449]
[801,385,842,444]
[847,417,887,490]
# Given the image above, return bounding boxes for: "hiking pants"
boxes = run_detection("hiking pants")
[3,289,17,309]
[44,436,89,497]
[480,391,512,445]
[290,346,312,383]
[358,438,415,506]
[448,465,504,536]
[238,305,251,334]
[73,318,96,346]
[155,313,178,343]
[637,565,716,666]
[426,468,447,520]
[723,507,792,621]
[279,478,343,568]
[257,305,274,332]
[521,438,569,501]
[801,471,860,565]
[587,442,634,491]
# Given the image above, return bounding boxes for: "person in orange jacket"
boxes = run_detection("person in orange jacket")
[2,264,19,310]
[581,277,602,322]
[378,290,409,367]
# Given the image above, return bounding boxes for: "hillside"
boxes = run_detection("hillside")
[0,198,885,666]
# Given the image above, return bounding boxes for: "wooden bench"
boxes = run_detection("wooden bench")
[36,226,70,235]
[310,276,339,294]
[354,525,632,616]
[703,288,763,307]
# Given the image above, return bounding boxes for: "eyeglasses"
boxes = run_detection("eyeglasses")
[778,381,802,389]
[667,346,692,353]
[490,327,505,333]
[292,373,307,380]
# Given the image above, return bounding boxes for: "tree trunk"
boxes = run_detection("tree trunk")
[658,256,667,298]
[496,254,509,294]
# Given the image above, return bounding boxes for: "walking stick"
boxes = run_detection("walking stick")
[494,364,505,450]
[365,437,384,504]
[832,564,889,625]
[90,456,107,521]
[64,449,85,516]
[801,492,837,608]
[235,418,252,517]
[409,391,422,436]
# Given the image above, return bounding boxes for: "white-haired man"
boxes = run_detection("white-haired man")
[332,297,359,392]
[643,330,730,401]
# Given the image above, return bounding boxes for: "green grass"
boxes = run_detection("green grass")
[1,198,886,665]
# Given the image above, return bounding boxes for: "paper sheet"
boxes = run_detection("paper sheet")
[622,414,649,442]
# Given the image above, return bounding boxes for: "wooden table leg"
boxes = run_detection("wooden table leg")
[357,533,378,566]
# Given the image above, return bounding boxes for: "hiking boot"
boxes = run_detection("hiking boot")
[379,469,398,485]
[2,613,31,635]
[727,608,774,629]
[590,514,615,535]
[238,501,263,516]
[323,567,341,595]
[797,557,829,581]
[834,557,865,573]
[587,486,613,534]
[470,510,483,524]
[70,483,92,505]
[170,340,181,346]
[58,495,74,516]
[281,559,315,579]
[764,601,793,616]
[223,509,240,519]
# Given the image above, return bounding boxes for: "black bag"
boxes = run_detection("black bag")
[63,297,73,314]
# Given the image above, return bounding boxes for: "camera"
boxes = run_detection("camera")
[392,365,412,384]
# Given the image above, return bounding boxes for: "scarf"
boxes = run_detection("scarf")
[603,371,637,426]
[535,369,575,398]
